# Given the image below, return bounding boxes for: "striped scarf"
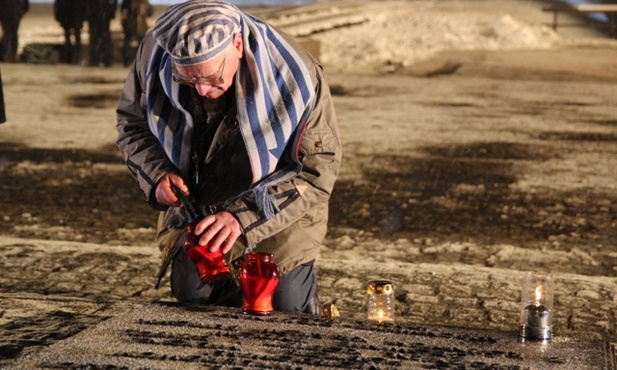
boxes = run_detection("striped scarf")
[146,0,316,219]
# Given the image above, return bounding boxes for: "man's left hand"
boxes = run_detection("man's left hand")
[194,211,242,254]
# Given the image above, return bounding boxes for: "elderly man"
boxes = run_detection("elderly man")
[116,0,341,314]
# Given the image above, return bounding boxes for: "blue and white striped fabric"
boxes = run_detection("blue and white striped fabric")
[145,0,316,218]
[152,0,241,66]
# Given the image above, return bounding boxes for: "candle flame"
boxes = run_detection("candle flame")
[534,286,542,305]
[378,309,384,323]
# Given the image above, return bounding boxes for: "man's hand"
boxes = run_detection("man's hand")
[194,211,242,254]
[155,172,189,207]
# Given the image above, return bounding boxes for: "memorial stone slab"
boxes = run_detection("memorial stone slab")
[11,302,615,370]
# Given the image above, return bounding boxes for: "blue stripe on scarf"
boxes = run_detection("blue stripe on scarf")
[246,18,311,172]
[163,57,184,169]
[146,54,190,171]
[252,22,298,139]
[247,34,287,173]
[252,13,312,104]
[241,40,268,173]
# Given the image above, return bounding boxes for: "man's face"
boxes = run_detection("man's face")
[172,34,243,100]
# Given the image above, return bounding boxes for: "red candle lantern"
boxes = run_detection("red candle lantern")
[183,223,230,284]
[238,252,280,315]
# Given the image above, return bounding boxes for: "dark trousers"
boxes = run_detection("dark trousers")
[170,250,320,315]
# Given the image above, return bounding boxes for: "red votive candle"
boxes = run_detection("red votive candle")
[183,223,230,284]
[238,252,280,315]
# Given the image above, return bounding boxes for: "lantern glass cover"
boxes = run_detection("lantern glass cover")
[519,272,553,341]
[366,279,395,323]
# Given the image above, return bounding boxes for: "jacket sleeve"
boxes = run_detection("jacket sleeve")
[116,34,177,210]
[225,62,342,247]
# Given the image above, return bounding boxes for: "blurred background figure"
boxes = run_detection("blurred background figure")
[0,68,5,123]
[87,0,118,67]
[54,0,87,64]
[601,0,617,37]
[121,0,153,66]
[0,0,29,62]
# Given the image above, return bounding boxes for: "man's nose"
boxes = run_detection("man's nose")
[195,83,213,96]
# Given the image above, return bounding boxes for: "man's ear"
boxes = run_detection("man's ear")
[233,32,243,57]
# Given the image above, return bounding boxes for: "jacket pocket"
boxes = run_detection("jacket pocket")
[300,127,339,156]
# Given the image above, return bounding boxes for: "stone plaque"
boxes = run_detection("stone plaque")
[14,302,615,369]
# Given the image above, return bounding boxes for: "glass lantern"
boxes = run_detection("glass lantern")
[366,279,395,323]
[519,272,553,341]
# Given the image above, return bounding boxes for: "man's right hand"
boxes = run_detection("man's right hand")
[155,173,189,207]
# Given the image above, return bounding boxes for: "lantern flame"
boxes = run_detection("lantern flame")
[534,286,542,306]
[378,309,384,323]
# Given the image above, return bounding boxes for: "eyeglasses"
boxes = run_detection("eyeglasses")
[172,46,230,87]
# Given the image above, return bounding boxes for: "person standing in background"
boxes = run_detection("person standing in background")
[121,0,154,66]
[54,0,88,64]
[87,0,118,67]
[0,0,30,62]
[0,68,6,123]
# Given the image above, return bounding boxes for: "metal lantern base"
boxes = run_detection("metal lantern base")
[519,324,552,341]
